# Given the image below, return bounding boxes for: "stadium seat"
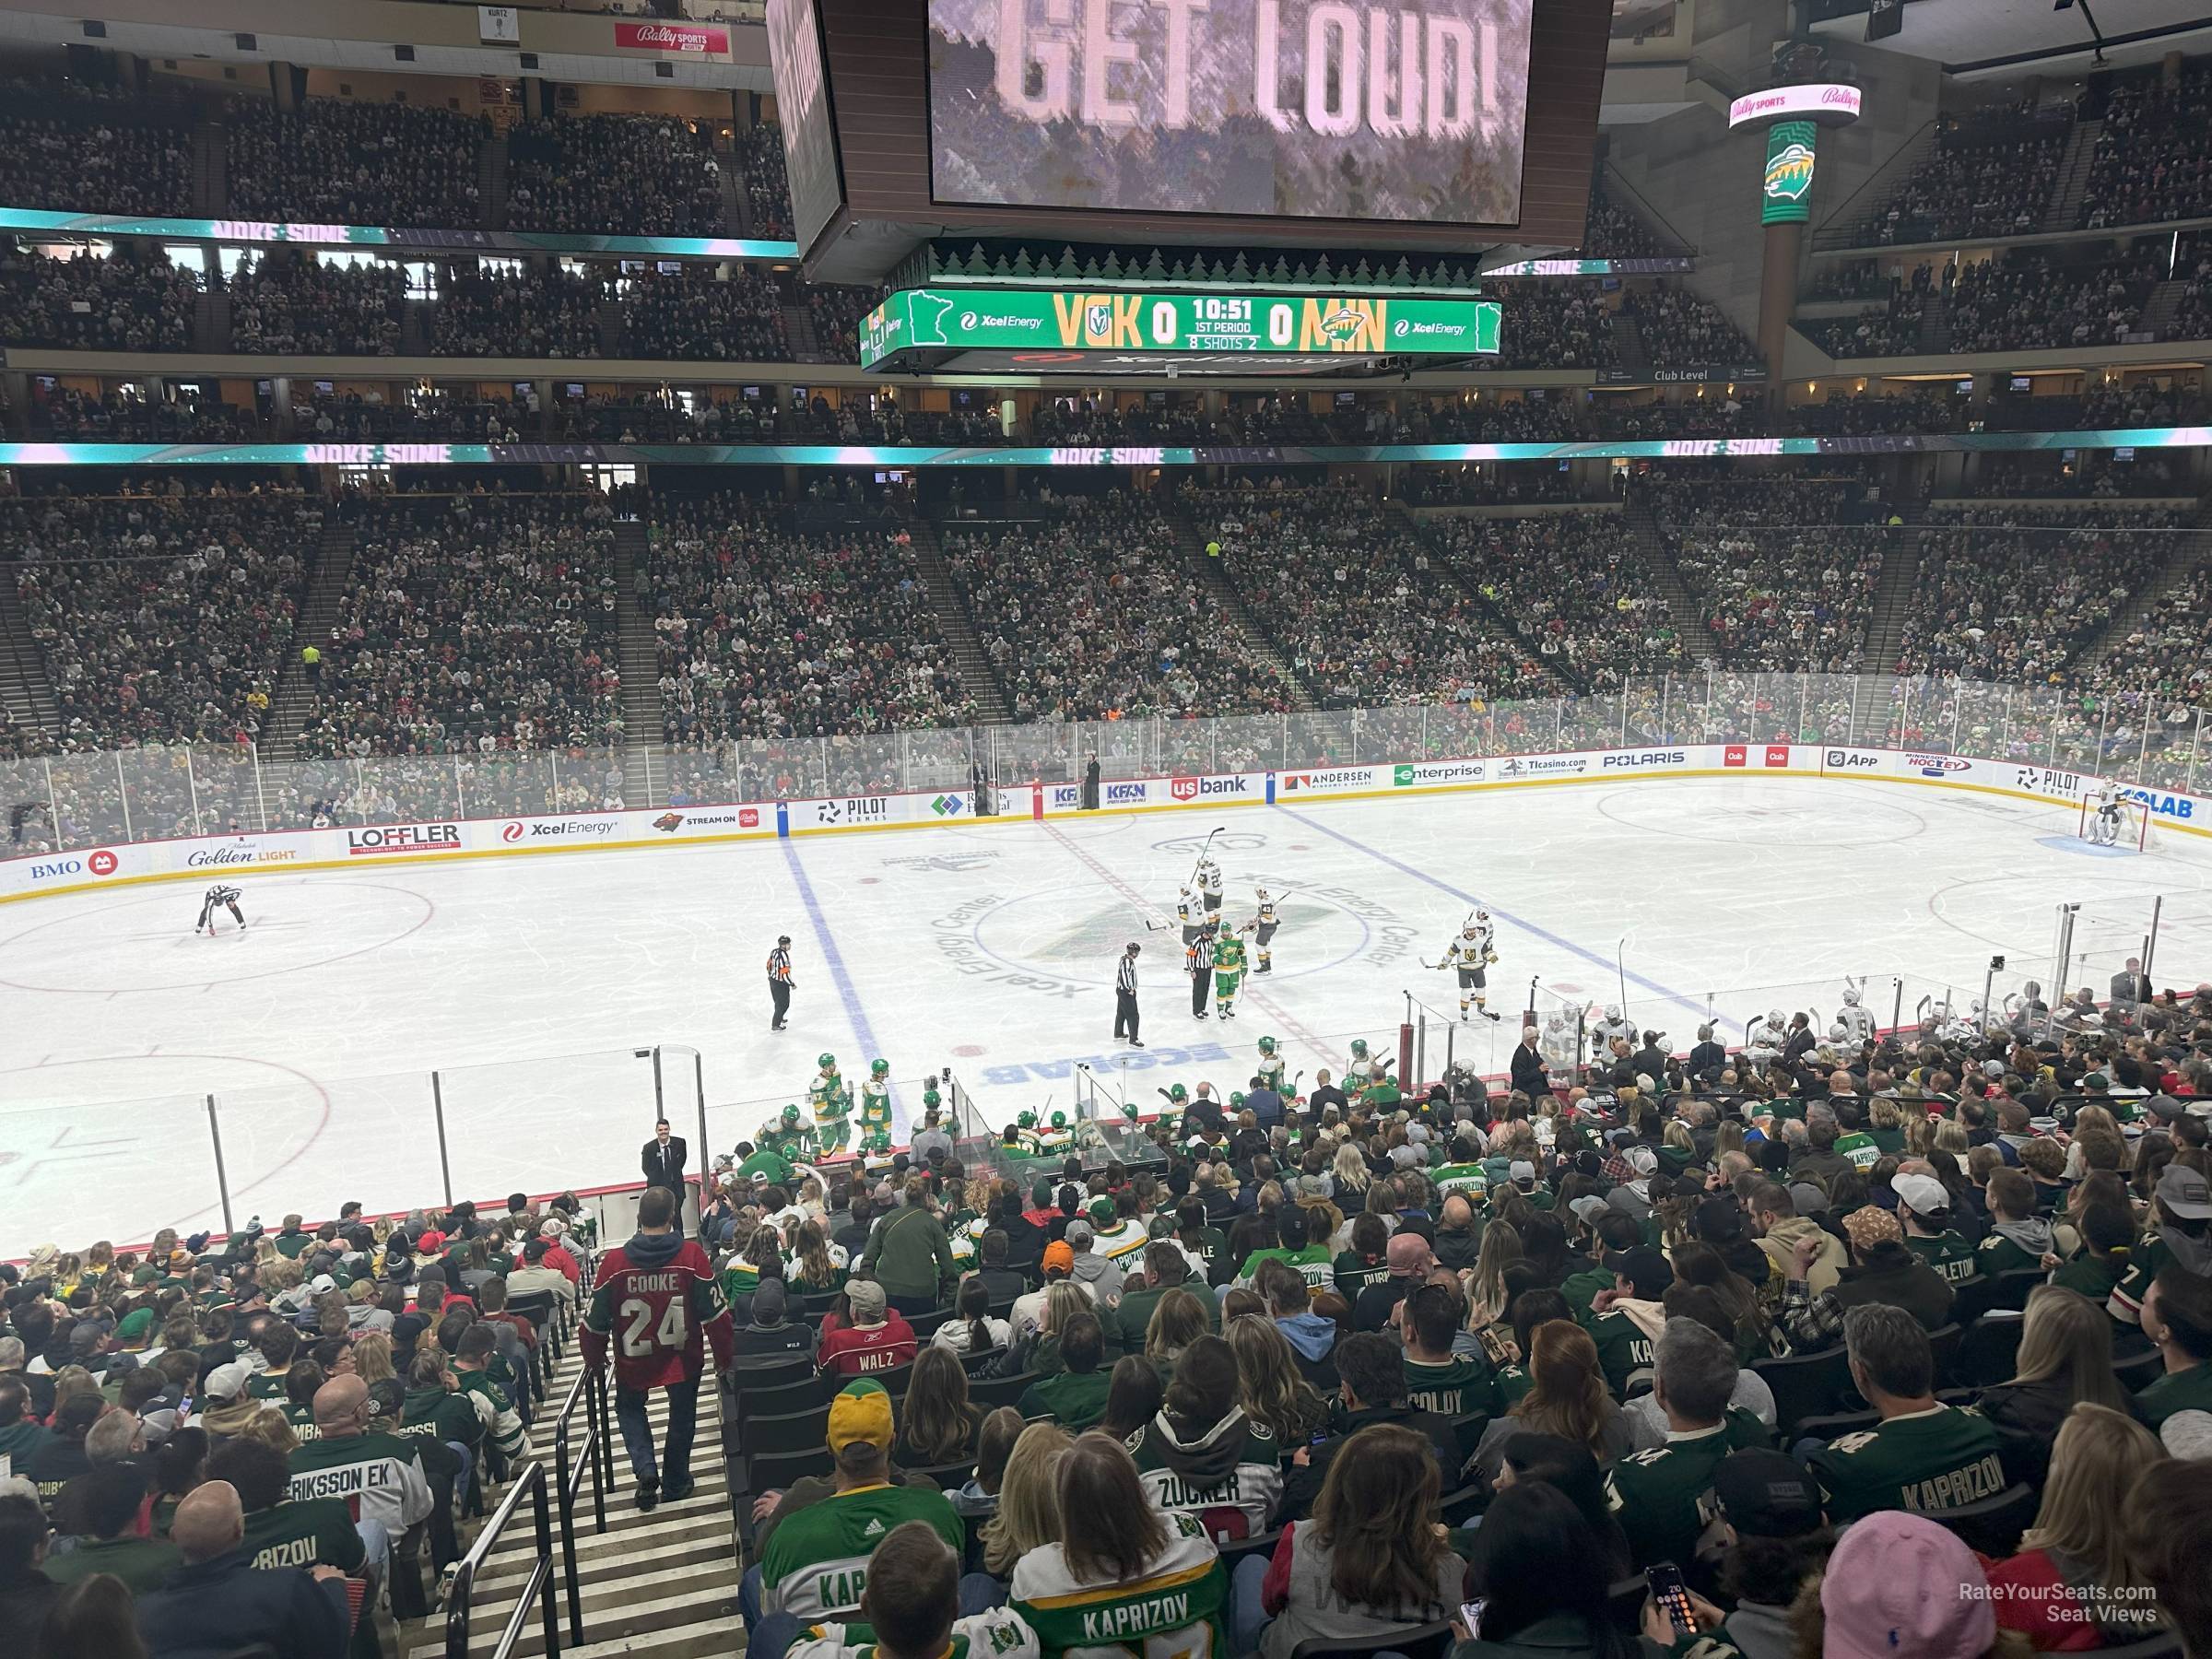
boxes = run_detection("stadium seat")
[1953,1313,2026,1388]
[1753,1347,1853,1440]
[738,1405,831,1461]
[1291,1623,1453,1659]
[1926,1483,2041,1558]
[969,1372,1040,1411]
[1792,1408,1881,1444]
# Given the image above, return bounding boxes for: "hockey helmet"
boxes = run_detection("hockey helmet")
[1050,1111,1068,1129]
[923,1088,941,1107]
[1254,885,1272,900]
[1462,924,1480,938]
[782,1104,800,1123]
[1476,908,1489,922]
[1769,1009,1784,1028]
[818,1053,837,1071]
[1841,986,1863,1007]
[1017,1110,1038,1129]
[870,1058,889,1077]
[1229,1091,1246,1109]
[1257,1036,1277,1054]
[1349,1039,1370,1059]
[1121,1101,1140,1121]
[1605,1006,1622,1021]
[1167,1083,1189,1101]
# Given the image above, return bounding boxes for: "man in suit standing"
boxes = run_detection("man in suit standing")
[1511,1026,1548,1098]
[2112,958,2153,1016]
[641,1119,688,1230]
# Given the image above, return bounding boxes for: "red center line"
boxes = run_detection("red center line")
[1036,821,1347,1077]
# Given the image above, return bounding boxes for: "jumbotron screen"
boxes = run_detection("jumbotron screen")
[926,0,1535,225]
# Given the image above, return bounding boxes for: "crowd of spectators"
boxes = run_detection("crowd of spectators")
[2081,62,2212,229]
[1482,282,1618,371]
[1185,481,1549,708]
[1575,180,1669,257]
[1892,503,2185,681]
[1865,109,2073,244]
[941,492,1297,723]
[2166,240,2212,343]
[803,285,888,365]
[2096,552,2212,700]
[7,486,316,748]
[736,123,794,240]
[0,249,199,354]
[430,266,604,359]
[506,115,724,238]
[645,492,974,747]
[1805,289,1929,359]
[27,386,251,443]
[0,83,192,217]
[1643,473,1889,671]
[621,266,788,361]
[228,256,406,358]
[1947,251,2159,354]
[1621,284,1759,370]
[1789,390,1961,434]
[226,98,487,229]
[296,492,626,758]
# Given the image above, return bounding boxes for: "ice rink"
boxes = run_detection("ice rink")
[6,773,2211,1250]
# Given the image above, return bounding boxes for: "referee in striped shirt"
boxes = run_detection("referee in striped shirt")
[1114,942,1144,1047]
[767,935,794,1030]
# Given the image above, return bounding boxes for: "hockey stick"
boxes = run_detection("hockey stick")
[1142,919,1174,933]
[1187,825,1226,889]
[1616,936,1629,1019]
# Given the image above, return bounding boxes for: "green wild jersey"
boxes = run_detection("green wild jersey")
[860,1083,891,1131]
[789,1610,1041,1659]
[1904,1232,1983,1287]
[1431,1162,1488,1200]
[1805,1405,2006,1525]
[759,1482,966,1625]
[1833,1133,1880,1171]
[1010,1512,1230,1659]
[1604,1413,1771,1571]
[1403,1354,1497,1419]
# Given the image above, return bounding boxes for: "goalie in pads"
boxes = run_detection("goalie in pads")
[2088,782,2127,846]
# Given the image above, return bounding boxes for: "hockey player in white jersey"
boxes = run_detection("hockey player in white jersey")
[1833,984,1877,1045]
[1252,886,1281,974]
[1540,1009,1582,1085]
[1592,1005,1636,1052]
[1743,1008,1790,1070]
[2088,782,2126,846]
[1196,856,1224,915]
[1434,913,1500,1020]
[1177,885,1204,947]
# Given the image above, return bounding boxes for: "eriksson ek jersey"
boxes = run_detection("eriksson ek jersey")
[1010,1512,1229,1659]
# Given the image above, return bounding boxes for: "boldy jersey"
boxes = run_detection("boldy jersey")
[760,1481,967,1624]
[581,1234,734,1391]
[1011,1512,1229,1659]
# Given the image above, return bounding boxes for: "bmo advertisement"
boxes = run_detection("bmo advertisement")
[926,0,1535,223]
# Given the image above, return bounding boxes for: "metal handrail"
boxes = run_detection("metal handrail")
[552,1358,614,1646]
[444,1460,559,1659]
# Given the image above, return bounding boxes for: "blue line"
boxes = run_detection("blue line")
[781,840,900,1128]
[1272,802,1722,1033]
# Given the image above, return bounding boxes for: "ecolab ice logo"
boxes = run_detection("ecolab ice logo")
[1724,745,1747,768]
[1826,748,1879,770]
[1602,750,1687,769]
[348,824,461,854]
[2120,787,2195,820]
[1171,776,1250,802]
[1904,753,1970,778]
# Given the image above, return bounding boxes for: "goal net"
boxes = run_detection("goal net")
[2077,788,2154,853]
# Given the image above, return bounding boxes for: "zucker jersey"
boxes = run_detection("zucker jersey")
[790,1610,1041,1659]
[1011,1512,1229,1659]
[581,1231,735,1391]
[759,1480,966,1623]
[1804,1404,2006,1525]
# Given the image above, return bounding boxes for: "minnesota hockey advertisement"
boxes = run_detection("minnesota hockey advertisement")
[927,0,1535,223]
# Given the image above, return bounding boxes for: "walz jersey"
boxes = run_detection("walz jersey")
[581,1235,735,1391]
[1010,1512,1230,1659]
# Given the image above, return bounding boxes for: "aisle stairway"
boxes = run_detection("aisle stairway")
[403,1344,741,1659]
[611,519,665,806]
[2043,118,2102,232]
[1387,504,1569,695]
[0,571,61,746]
[1853,505,1927,689]
[1159,503,1318,710]
[479,133,511,230]
[904,518,1014,722]
[1607,312,1652,382]
[192,116,226,216]
[1621,500,1721,664]
[265,515,358,755]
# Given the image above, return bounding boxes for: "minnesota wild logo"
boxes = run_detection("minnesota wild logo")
[1765,141,1816,203]
[1317,305,1365,345]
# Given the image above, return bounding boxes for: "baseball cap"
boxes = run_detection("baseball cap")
[846,1279,888,1323]
[1385,1233,1434,1276]
[1890,1172,1950,1217]
[1568,1194,1611,1229]
[2157,1162,2212,1220]
[1065,1220,1095,1251]
[115,1308,156,1344]
[1694,1196,1746,1243]
[1788,1182,1831,1218]
[826,1380,896,1454]
[309,1274,336,1295]
[1041,1241,1075,1276]
[203,1360,253,1402]
[1087,1197,1117,1228]
[1604,1245,1674,1300]
[1711,1449,1824,1537]
[1622,1146,1657,1177]
[1842,1205,1904,1253]
[1509,1159,1536,1185]
[750,1280,787,1323]
[1820,1511,1994,1659]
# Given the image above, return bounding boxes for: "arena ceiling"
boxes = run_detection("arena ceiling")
[1813,0,2212,76]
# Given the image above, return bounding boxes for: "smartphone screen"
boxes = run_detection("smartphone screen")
[1646,1564,1695,1636]
[1460,1601,1487,1634]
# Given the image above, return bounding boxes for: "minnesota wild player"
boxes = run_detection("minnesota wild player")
[809,1053,853,1157]
[760,1103,815,1163]
[1035,1111,1075,1158]
[1211,924,1248,1020]
[857,1129,896,1178]
[1345,1038,1393,1100]
[1012,1111,1046,1159]
[859,1060,893,1139]
[1255,1035,1286,1095]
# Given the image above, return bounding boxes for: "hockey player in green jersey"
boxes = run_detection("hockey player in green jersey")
[858,1130,896,1179]
[762,1104,815,1164]
[1254,1035,1285,1094]
[1210,925,1248,1020]
[859,1060,893,1138]
[1034,1111,1075,1159]
[810,1054,853,1158]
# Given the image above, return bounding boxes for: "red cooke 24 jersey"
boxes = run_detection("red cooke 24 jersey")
[581,1234,734,1390]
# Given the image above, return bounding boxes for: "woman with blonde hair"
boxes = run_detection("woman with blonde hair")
[1330,1144,1371,1201]
[1984,1404,2166,1650]
[980,1420,1072,1580]
[785,1219,846,1297]
[1971,1286,2135,1483]
[1222,1314,1329,1446]
[1713,1119,1747,1164]
[1144,1288,1209,1368]
[1469,1321,1632,1474]
[1465,1218,1523,1328]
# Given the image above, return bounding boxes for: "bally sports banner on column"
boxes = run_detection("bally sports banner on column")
[925,0,1535,223]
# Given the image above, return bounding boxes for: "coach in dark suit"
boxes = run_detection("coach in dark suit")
[641,1119,688,1206]
[1511,1026,1548,1098]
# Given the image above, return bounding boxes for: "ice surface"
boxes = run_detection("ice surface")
[5,775,2209,1248]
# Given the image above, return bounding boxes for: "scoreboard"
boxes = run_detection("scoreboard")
[860,286,1502,375]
